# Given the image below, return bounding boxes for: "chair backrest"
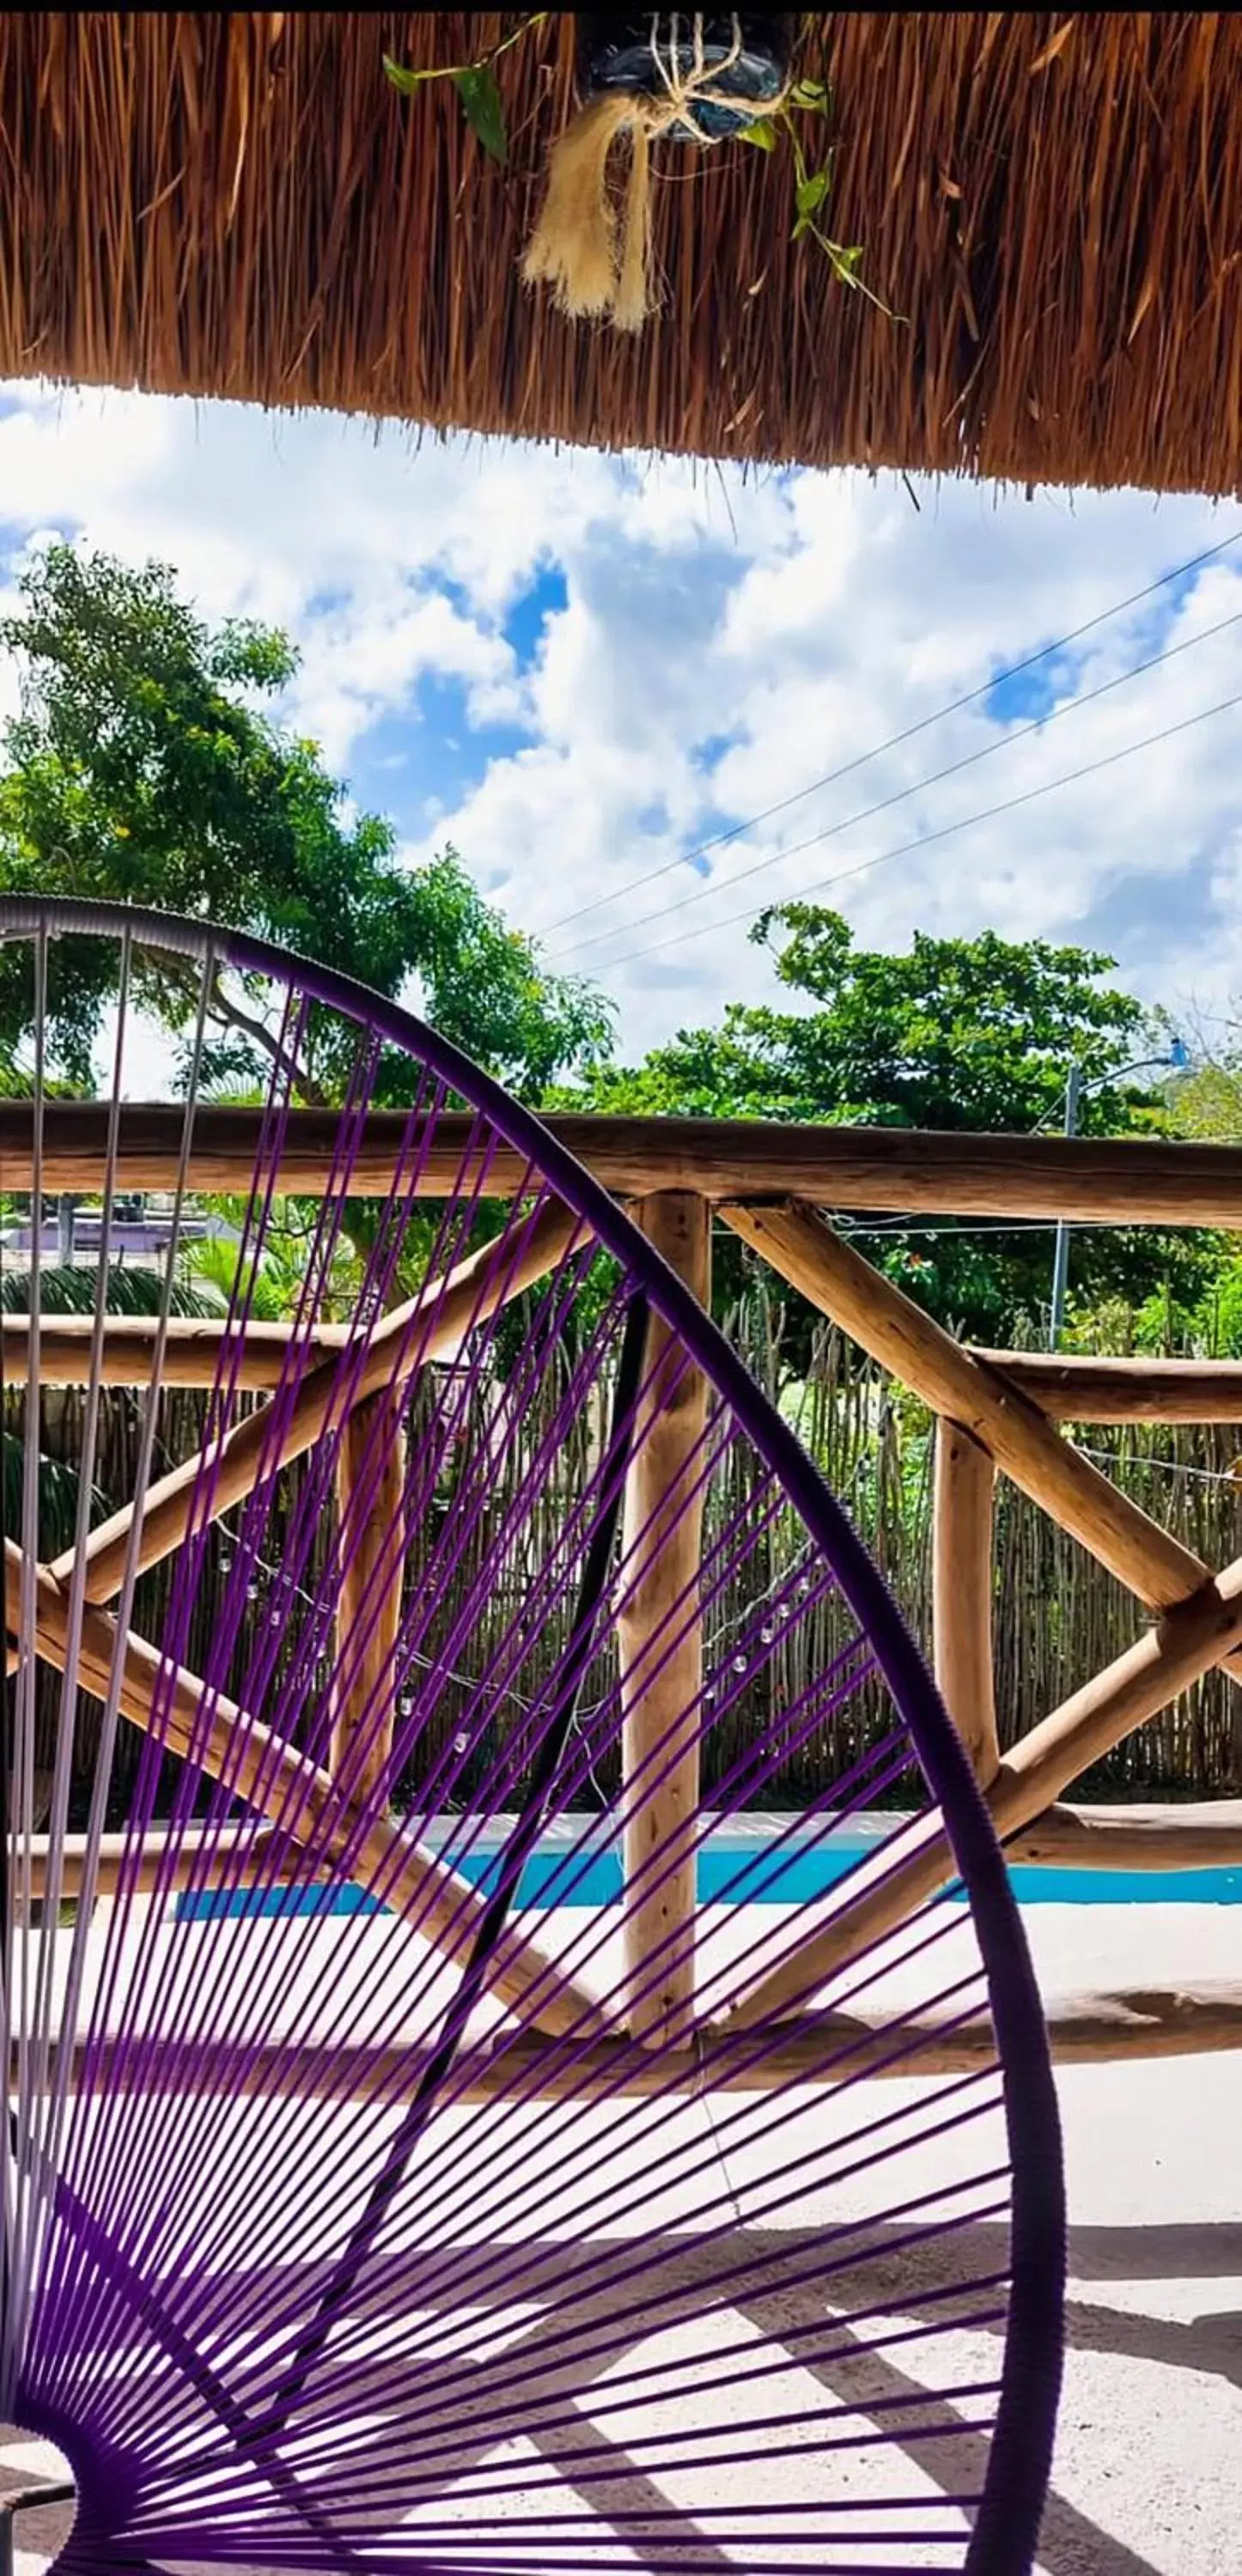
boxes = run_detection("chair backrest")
[0,897,1063,2573]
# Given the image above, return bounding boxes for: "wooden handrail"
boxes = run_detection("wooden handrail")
[8,1100,1242,1218]
[977,1353,1242,1423]
[15,1985,1242,2095]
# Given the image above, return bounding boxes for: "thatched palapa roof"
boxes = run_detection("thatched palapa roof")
[0,11,1239,495]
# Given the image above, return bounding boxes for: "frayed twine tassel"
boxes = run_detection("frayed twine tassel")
[523,16,792,333]
[522,93,654,332]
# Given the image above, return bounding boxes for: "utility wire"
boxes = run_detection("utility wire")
[601,684,1242,972]
[837,1218,1154,1241]
[560,605,1242,963]
[1082,1446,1242,1486]
[541,524,1242,949]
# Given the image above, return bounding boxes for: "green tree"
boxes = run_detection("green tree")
[1166,1031,1242,1146]
[0,544,612,1101]
[572,904,1201,1340]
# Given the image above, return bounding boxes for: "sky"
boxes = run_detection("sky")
[1,374,1241,1064]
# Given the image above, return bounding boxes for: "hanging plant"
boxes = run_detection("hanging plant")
[383,13,884,332]
[382,12,543,164]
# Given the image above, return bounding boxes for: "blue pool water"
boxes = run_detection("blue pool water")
[174,1814,1242,1923]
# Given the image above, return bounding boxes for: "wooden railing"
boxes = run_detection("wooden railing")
[6,1103,1242,2075]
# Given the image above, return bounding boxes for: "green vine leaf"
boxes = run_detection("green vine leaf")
[831,243,866,284]
[738,115,778,150]
[453,63,507,162]
[795,169,830,220]
[383,54,437,94]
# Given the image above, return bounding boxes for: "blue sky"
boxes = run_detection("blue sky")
[1,379,1240,1059]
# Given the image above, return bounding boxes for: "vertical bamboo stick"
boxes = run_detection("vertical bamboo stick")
[332,1392,406,1807]
[933,1419,1001,1784]
[618,1193,710,2045]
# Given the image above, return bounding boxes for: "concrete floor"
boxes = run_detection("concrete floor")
[1,1900,1237,2573]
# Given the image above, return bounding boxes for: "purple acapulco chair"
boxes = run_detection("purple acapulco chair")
[0,899,1063,2575]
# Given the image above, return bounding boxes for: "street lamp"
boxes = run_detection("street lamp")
[1047,1039,1189,1350]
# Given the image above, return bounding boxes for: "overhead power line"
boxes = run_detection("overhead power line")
[558,605,1242,963]
[601,685,1242,971]
[542,523,1242,951]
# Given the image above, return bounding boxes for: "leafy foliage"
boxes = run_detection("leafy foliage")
[0,1261,213,1316]
[1,1429,84,1559]
[382,14,551,164]
[382,26,884,309]
[1166,1056,1242,1144]
[0,1263,219,1553]
[451,63,508,162]
[740,75,877,302]
[0,545,612,1102]
[570,903,1206,1340]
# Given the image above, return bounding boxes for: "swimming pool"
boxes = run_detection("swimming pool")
[175,1809,1242,1921]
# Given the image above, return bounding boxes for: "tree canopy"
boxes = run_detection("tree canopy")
[0,544,612,1100]
[574,903,1199,1340]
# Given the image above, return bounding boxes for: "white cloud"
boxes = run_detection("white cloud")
[287,590,514,772]
[0,376,1239,1059]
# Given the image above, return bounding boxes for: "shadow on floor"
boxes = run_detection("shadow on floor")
[8,2214,1239,2572]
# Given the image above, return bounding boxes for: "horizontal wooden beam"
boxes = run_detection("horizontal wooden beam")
[1008,1798,1242,1870]
[978,1352,1242,1424]
[0,1314,357,1388]
[15,1985,1242,2099]
[3,1540,606,2044]
[21,1822,288,1902]
[726,1553,1242,2028]
[21,1799,1240,1905]
[7,1102,1242,1220]
[12,1315,1242,1433]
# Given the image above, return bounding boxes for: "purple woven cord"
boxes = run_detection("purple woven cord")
[0,898,1062,2576]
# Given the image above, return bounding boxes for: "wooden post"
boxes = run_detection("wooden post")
[618,1193,710,2045]
[331,1392,406,1807]
[933,1421,1000,1783]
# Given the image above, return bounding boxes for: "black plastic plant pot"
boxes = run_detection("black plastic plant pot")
[576,13,795,139]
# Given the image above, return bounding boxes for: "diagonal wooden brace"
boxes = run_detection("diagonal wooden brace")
[3,1539,608,2044]
[721,1200,1226,1619]
[51,1198,584,1607]
[722,1552,1242,2029]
